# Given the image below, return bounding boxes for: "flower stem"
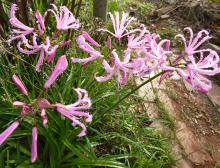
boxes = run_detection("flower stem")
[104,71,164,113]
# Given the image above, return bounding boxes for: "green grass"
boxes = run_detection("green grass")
[0,0,175,167]
[155,97,176,132]
[209,0,220,3]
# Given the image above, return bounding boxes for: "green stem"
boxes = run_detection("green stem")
[104,71,164,113]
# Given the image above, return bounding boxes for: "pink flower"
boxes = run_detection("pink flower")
[130,38,174,78]
[127,25,149,49]
[177,50,220,93]
[46,45,59,63]
[35,37,51,72]
[48,4,80,30]
[95,60,115,82]
[13,101,31,116]
[0,121,20,145]
[145,39,175,72]
[35,11,46,35]
[17,34,60,72]
[146,38,173,71]
[82,31,100,47]
[95,50,131,85]
[8,4,34,43]
[44,55,68,89]
[98,12,140,40]
[37,98,53,126]
[12,74,29,96]
[55,88,92,137]
[17,34,42,55]
[176,27,211,56]
[31,127,38,163]
[40,109,48,126]
[72,35,102,64]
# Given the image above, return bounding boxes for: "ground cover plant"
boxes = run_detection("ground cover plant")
[0,1,220,167]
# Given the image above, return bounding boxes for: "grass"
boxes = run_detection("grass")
[0,0,175,167]
[209,0,220,3]
[155,97,176,132]
[108,0,155,21]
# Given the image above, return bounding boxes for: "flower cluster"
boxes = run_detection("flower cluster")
[1,4,92,163]
[72,12,220,92]
[0,74,92,163]
[8,3,80,72]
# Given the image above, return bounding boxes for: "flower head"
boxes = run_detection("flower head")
[17,33,42,55]
[72,34,102,64]
[176,27,212,56]
[98,12,139,40]
[95,49,131,85]
[8,4,34,42]
[55,88,92,137]
[48,4,80,30]
[177,50,220,93]
[127,25,150,49]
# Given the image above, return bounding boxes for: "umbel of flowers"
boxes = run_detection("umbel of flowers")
[72,12,220,92]
[1,3,220,164]
[1,4,92,163]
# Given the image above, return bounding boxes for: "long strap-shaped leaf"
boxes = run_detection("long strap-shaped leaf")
[104,71,164,113]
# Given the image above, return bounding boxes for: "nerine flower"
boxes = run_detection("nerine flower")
[127,25,150,49]
[17,34,42,55]
[95,49,131,85]
[177,50,220,93]
[44,55,68,89]
[98,12,139,40]
[9,4,78,72]
[130,38,174,78]
[72,34,102,64]
[176,27,212,56]
[17,35,60,72]
[146,38,173,71]
[48,4,80,30]
[55,88,92,137]
[8,4,34,42]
